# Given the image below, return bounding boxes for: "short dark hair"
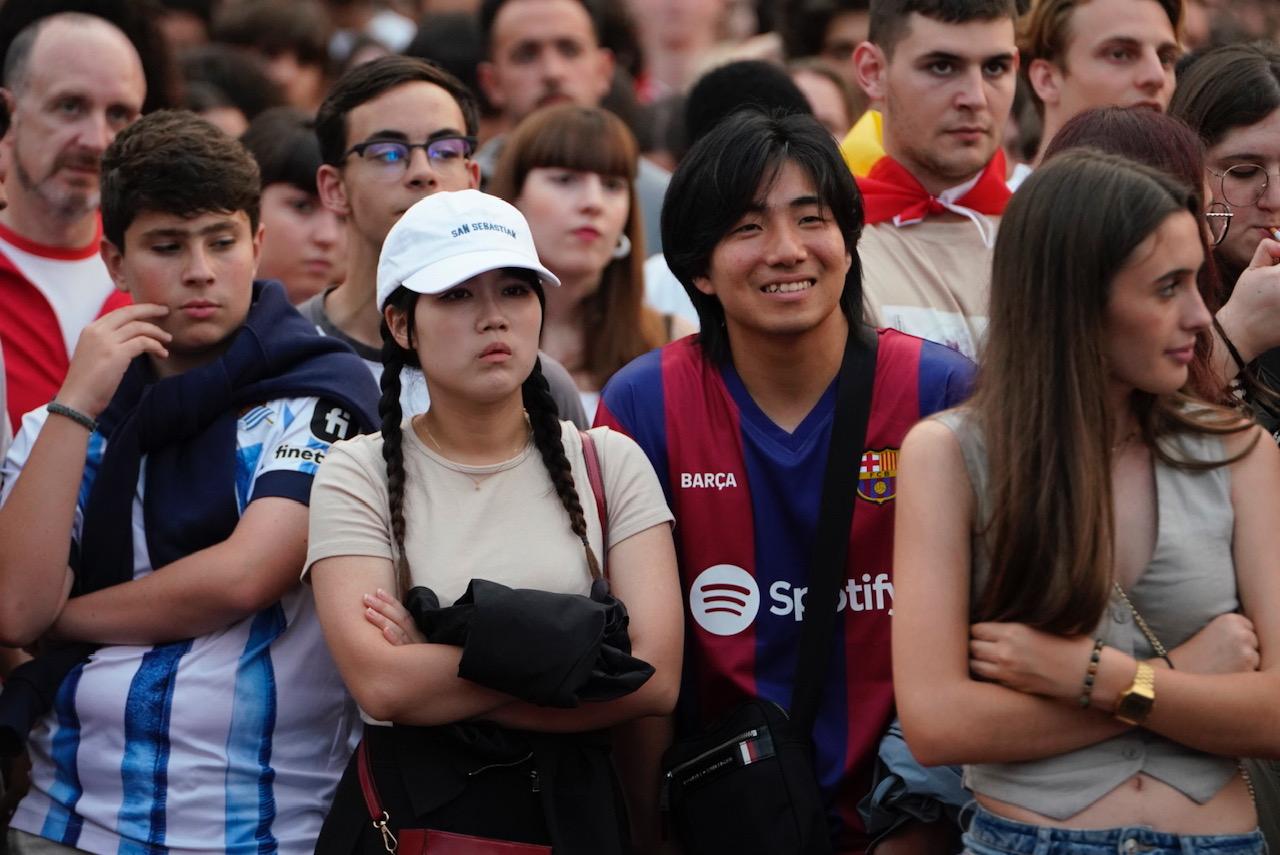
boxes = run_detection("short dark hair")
[1169,41,1280,150]
[240,107,322,194]
[211,0,329,68]
[662,110,865,363]
[101,110,261,250]
[181,44,283,121]
[314,55,479,166]
[158,0,214,26]
[869,0,1018,55]
[403,13,492,118]
[779,0,870,59]
[478,0,602,59]
[683,60,812,150]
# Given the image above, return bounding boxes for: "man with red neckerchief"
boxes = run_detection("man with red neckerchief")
[851,0,1018,361]
[0,14,145,431]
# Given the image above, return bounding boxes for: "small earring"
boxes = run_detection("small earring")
[612,233,631,260]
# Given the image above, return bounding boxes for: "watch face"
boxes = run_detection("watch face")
[1115,664,1156,725]
[1116,692,1154,725]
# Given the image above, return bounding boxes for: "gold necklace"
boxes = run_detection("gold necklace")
[420,416,530,491]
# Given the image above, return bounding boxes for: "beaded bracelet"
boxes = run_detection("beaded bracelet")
[1078,638,1105,708]
[47,401,97,433]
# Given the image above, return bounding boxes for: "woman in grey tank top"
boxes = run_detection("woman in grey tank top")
[892,152,1280,854]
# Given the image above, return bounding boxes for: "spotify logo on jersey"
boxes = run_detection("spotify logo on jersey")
[689,564,760,636]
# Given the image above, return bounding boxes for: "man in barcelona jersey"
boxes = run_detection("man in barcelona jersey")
[596,110,972,852]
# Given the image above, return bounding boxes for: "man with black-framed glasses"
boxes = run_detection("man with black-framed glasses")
[305,56,586,425]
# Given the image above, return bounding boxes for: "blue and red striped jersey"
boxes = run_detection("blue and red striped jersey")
[597,329,974,853]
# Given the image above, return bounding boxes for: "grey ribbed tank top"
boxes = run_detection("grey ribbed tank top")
[934,409,1240,819]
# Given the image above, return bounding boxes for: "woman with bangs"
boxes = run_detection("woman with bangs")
[893,150,1280,854]
[241,107,347,305]
[488,105,694,420]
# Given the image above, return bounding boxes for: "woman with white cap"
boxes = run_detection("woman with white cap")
[303,189,682,853]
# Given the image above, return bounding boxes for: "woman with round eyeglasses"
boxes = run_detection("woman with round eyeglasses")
[1171,43,1280,435]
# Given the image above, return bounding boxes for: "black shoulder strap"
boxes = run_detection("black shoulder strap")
[789,325,878,734]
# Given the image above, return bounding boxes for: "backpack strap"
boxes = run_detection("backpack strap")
[789,326,878,733]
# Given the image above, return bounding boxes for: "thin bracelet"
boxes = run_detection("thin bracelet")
[47,401,97,433]
[1078,638,1105,708]
[1160,653,1174,670]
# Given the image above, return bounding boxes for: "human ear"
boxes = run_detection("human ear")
[691,275,715,297]
[853,42,889,101]
[250,221,265,274]
[384,303,413,350]
[100,238,129,294]
[1027,58,1062,108]
[316,164,352,218]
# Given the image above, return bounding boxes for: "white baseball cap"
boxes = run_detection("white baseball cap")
[376,189,560,311]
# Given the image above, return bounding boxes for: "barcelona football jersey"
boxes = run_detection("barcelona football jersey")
[597,329,973,852]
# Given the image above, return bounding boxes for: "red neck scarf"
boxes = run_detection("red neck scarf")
[857,151,1011,231]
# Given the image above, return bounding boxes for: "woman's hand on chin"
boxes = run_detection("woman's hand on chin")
[363,588,427,646]
[969,622,1094,701]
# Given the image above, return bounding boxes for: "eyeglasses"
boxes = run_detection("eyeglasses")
[1207,163,1280,208]
[1205,202,1232,247]
[343,135,477,179]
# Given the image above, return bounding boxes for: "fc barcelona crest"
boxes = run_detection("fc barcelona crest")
[857,448,898,504]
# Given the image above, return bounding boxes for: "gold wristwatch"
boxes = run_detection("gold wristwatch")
[1113,661,1156,725]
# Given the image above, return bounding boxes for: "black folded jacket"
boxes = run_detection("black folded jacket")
[405,578,653,708]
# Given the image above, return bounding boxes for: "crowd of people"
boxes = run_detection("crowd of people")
[0,0,1279,853]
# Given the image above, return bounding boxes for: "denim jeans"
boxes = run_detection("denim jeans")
[963,804,1267,854]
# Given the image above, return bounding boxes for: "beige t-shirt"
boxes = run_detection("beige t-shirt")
[304,421,673,603]
[858,216,997,361]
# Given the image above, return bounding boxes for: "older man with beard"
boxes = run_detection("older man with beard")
[0,13,145,431]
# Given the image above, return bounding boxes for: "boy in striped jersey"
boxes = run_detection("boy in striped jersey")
[0,110,378,854]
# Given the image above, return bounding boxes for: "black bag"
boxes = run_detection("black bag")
[659,327,879,855]
[661,698,831,853]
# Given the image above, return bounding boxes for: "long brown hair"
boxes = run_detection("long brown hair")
[488,104,665,389]
[972,150,1251,635]
[1040,106,1228,405]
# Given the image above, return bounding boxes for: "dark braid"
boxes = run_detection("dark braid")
[379,289,421,598]
[523,358,603,581]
